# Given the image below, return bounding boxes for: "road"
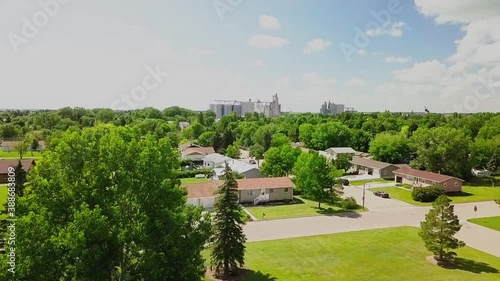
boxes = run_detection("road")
[244,186,500,258]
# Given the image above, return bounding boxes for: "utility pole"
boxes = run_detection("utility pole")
[362,183,366,209]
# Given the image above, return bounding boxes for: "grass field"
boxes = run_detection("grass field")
[246,196,356,220]
[349,178,393,186]
[180,178,210,184]
[0,151,43,158]
[468,216,500,231]
[371,186,500,206]
[204,227,500,281]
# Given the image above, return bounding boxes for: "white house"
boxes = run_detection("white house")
[202,153,233,169]
[213,159,262,180]
[325,147,356,160]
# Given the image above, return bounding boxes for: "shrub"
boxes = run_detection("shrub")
[494,198,500,206]
[341,197,360,210]
[412,186,445,202]
[176,168,212,178]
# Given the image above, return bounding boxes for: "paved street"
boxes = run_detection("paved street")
[244,187,500,258]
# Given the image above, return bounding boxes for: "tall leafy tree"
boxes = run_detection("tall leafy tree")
[419,195,465,263]
[1,125,211,281]
[14,141,29,159]
[369,132,411,163]
[249,144,265,165]
[261,144,301,177]
[211,164,246,277]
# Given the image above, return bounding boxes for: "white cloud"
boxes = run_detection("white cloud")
[392,60,447,84]
[366,21,406,37]
[302,72,335,87]
[384,56,411,63]
[251,60,265,67]
[303,38,331,54]
[415,0,500,24]
[259,15,281,30]
[247,34,290,49]
[188,48,216,57]
[357,49,367,56]
[344,78,366,87]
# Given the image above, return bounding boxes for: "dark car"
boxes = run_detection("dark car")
[374,191,390,198]
[339,178,350,186]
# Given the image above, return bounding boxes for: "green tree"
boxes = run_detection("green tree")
[196,131,216,147]
[211,164,246,277]
[369,132,411,163]
[14,141,29,159]
[271,133,290,148]
[249,144,265,165]
[261,145,301,177]
[419,195,465,263]
[293,151,342,208]
[226,143,241,159]
[334,153,353,171]
[1,125,211,281]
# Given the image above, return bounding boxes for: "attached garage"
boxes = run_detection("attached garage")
[350,157,400,180]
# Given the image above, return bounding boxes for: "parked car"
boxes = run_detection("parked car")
[249,159,257,164]
[374,191,390,198]
[341,179,350,186]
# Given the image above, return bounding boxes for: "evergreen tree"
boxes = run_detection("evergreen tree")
[14,160,28,197]
[211,164,246,277]
[419,195,465,263]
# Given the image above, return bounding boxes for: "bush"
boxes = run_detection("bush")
[341,197,360,210]
[176,168,212,178]
[412,186,445,202]
[494,198,500,206]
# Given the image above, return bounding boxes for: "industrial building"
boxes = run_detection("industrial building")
[209,94,281,119]
[320,101,356,115]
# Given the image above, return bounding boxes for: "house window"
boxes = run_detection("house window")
[454,182,458,186]
[443,183,447,187]
[284,188,289,192]
[269,189,274,193]
[247,190,253,196]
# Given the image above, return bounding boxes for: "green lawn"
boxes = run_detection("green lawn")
[349,178,393,186]
[0,150,43,158]
[468,216,500,231]
[372,186,500,206]
[180,178,210,184]
[246,196,356,220]
[205,227,500,281]
[0,186,8,220]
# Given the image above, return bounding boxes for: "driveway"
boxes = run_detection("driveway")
[244,199,500,258]
[343,185,412,210]
[342,174,381,181]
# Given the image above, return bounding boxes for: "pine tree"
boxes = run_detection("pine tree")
[211,164,246,277]
[14,160,27,197]
[419,195,465,263]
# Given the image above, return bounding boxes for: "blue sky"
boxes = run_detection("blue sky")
[1,0,499,112]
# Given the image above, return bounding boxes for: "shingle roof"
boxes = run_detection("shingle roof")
[1,141,19,148]
[326,147,356,154]
[202,153,233,164]
[393,167,463,183]
[213,159,258,175]
[351,156,396,170]
[183,177,294,198]
[0,159,36,174]
[182,147,215,156]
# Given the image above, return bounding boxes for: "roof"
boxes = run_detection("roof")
[326,147,356,154]
[202,153,233,164]
[1,141,19,148]
[183,177,295,198]
[393,167,463,183]
[213,159,258,175]
[179,142,201,150]
[182,147,215,156]
[0,159,36,174]
[351,156,396,170]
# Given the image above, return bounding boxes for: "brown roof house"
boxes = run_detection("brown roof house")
[393,167,463,192]
[183,177,294,209]
[180,143,215,163]
[0,159,36,184]
[350,156,400,179]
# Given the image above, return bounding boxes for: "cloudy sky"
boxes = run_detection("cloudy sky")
[1,0,499,112]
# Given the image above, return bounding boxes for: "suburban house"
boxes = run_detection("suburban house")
[1,141,18,152]
[183,177,295,208]
[202,153,233,169]
[350,156,400,179]
[178,122,190,130]
[212,159,262,180]
[180,143,215,164]
[393,167,463,192]
[472,168,491,178]
[325,147,356,160]
[0,159,36,184]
